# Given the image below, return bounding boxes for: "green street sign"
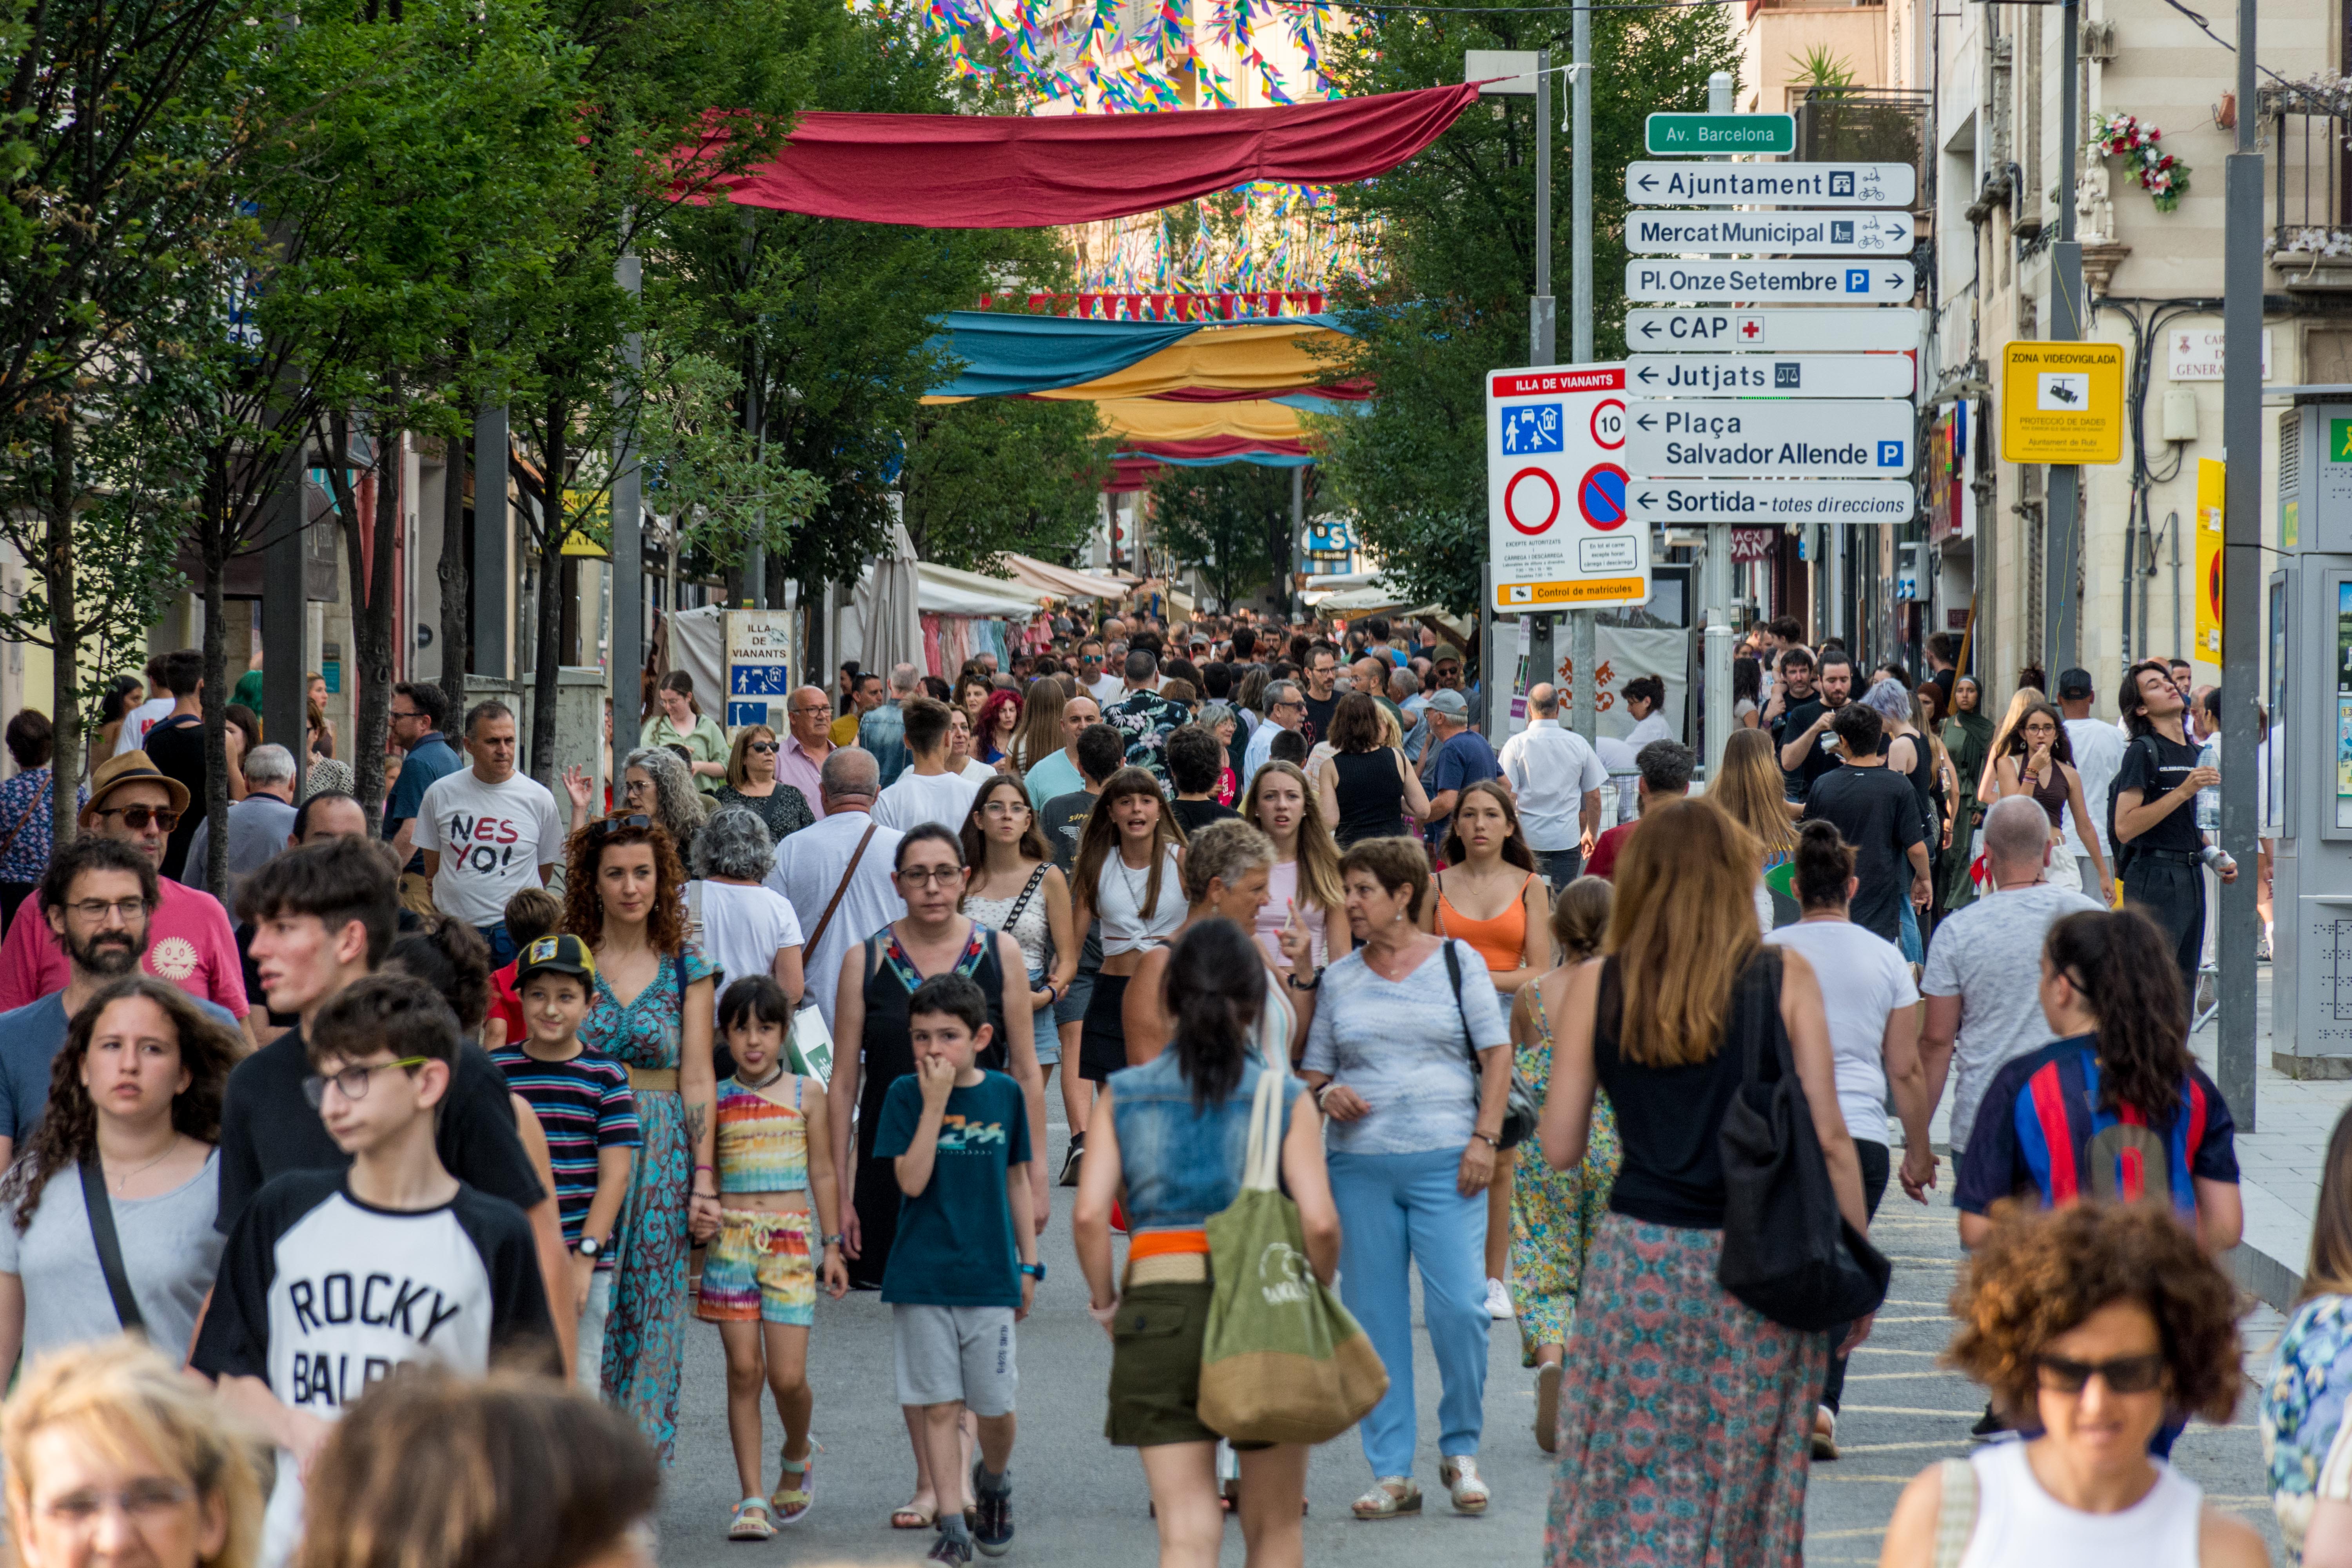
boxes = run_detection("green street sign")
[1645,113,1797,156]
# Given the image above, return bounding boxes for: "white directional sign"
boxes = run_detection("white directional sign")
[1627,399,1916,478]
[1628,353,1915,399]
[1626,210,1916,256]
[1626,307,1924,353]
[1625,260,1916,303]
[1485,364,1650,610]
[1627,478,1917,526]
[1624,161,1918,209]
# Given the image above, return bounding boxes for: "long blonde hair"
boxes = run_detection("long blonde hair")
[1709,728,1800,859]
[1606,798,1762,1067]
[1241,759,1343,914]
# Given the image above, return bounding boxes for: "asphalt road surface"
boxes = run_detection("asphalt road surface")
[650,1120,2288,1566]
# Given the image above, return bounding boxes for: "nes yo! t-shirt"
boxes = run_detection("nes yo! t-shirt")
[191,1171,552,1568]
[410,768,566,928]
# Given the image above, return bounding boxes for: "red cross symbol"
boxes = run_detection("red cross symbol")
[1739,316,1763,341]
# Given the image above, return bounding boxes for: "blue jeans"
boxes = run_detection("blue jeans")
[1533,848,1583,891]
[1327,1147,1489,1476]
[477,921,517,967]
[1897,899,1922,964]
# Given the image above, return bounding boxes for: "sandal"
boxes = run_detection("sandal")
[1438,1456,1489,1515]
[1534,1362,1563,1455]
[727,1497,775,1541]
[891,1499,938,1531]
[1350,1477,1421,1521]
[772,1445,817,1524]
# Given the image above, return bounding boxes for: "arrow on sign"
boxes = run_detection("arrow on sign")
[1635,412,1658,430]
[1638,321,1662,339]
[1637,174,1659,192]
[1884,272,1906,289]
[1637,366,1658,383]
[1636,491,1658,507]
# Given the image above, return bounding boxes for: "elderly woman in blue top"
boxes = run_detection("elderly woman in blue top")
[1300,834,1515,1521]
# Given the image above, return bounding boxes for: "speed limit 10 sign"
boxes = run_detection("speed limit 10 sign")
[1485,363,1651,611]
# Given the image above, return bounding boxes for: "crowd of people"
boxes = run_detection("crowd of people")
[0,603,2321,1568]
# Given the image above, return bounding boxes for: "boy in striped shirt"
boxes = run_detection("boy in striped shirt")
[492,933,639,1393]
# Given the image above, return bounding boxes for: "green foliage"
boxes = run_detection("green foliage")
[902,398,1113,572]
[637,332,828,570]
[1147,464,1294,613]
[1310,1,1742,614]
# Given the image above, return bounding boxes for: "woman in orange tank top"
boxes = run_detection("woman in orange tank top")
[1420,779,1554,1321]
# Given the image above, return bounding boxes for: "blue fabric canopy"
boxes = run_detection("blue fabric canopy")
[925,314,1202,398]
[1114,450,1316,468]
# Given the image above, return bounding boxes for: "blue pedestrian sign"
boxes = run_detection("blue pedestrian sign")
[1501,403,1563,454]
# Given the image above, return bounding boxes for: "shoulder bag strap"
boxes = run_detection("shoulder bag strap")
[1003,863,1050,933]
[1930,1458,1978,1568]
[1442,939,1477,1067]
[78,1151,146,1335]
[802,822,880,961]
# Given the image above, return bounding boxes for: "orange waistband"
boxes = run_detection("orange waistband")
[1127,1229,1210,1259]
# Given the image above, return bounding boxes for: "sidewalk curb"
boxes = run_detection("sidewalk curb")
[2225,1240,2303,1315]
[2225,1173,2311,1314]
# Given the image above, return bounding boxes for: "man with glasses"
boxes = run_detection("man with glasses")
[1299,641,1343,744]
[1242,679,1307,789]
[778,685,837,822]
[0,836,240,1163]
[383,682,463,914]
[0,752,252,1040]
[831,668,880,749]
[1076,639,1120,707]
[413,701,565,965]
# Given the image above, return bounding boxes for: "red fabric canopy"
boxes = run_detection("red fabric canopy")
[703,84,1480,229]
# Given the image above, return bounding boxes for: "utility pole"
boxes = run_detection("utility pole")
[2217,0,2261,1122]
[611,248,645,780]
[1568,11,1597,744]
[1700,69,1735,778]
[2046,0,2084,674]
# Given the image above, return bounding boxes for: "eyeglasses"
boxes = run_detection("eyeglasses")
[2034,1351,2165,1395]
[746,742,779,755]
[93,805,179,831]
[67,898,149,922]
[982,799,1031,816]
[389,708,424,722]
[897,866,964,887]
[790,703,831,716]
[38,1479,194,1528]
[593,814,652,837]
[301,1057,429,1108]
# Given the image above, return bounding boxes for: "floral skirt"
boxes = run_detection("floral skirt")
[602,1087,691,1464]
[1512,1072,1621,1361]
[1544,1212,1827,1568]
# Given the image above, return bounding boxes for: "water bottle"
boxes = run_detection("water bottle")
[2196,735,2220,833]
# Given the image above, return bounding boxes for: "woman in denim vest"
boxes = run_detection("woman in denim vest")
[1074,918,1340,1568]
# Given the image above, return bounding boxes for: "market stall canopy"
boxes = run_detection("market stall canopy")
[1095,397,1306,445]
[912,560,1048,616]
[920,313,1352,402]
[1001,554,1136,600]
[700,83,1480,229]
[1030,319,1350,402]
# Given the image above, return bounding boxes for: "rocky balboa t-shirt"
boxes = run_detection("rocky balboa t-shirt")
[191,1171,552,1568]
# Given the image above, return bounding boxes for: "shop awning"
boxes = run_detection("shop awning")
[915,560,1049,615]
[1000,554,1137,599]
[1028,319,1351,402]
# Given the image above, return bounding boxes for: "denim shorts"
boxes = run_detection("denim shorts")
[1029,968,1061,1065]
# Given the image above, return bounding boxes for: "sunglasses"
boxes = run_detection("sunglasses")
[746,741,779,755]
[2034,1351,2165,1395]
[593,813,653,837]
[94,804,180,831]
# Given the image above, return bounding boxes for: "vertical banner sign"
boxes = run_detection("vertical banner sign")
[725,610,796,731]
[2196,459,2225,661]
[1486,363,1650,610]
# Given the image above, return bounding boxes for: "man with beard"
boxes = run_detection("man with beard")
[0,835,239,1160]
[1777,647,1857,804]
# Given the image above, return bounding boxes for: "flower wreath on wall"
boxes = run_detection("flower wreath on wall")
[2089,111,2191,212]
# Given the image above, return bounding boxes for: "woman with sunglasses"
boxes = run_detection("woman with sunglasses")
[714,725,814,848]
[562,816,718,1466]
[0,975,240,1376]
[827,824,1045,1532]
[1880,1203,2262,1568]
[960,777,1079,1143]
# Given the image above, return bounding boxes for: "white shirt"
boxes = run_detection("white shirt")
[2062,716,2126,860]
[767,809,904,1031]
[1241,719,1294,789]
[1763,919,1918,1145]
[1956,1441,2201,1568]
[115,697,173,756]
[872,768,981,833]
[1499,719,1608,852]
[1086,671,1125,707]
[412,768,565,928]
[688,880,804,1027]
[956,759,997,785]
[1595,735,1639,827]
[1624,711,1676,750]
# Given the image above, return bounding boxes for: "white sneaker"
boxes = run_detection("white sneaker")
[1484,1278,1514,1319]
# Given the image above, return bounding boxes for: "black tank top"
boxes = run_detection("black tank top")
[1592,949,1783,1229]
[1330,748,1408,846]
[857,920,1011,1123]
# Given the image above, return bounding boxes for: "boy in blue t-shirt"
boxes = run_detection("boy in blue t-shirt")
[873,972,1037,1564]
[490,933,640,1395]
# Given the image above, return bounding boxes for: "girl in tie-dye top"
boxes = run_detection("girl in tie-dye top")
[692,976,849,1541]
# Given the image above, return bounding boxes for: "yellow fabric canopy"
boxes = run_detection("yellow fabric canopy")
[1090,396,1307,444]
[921,320,1348,405]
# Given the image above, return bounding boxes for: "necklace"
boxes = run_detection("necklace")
[739,1062,789,1093]
[107,1136,180,1192]
[1118,850,1153,910]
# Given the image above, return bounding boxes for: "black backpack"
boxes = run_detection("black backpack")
[2104,735,2157,882]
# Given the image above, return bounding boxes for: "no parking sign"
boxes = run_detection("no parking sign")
[1486,365,1650,610]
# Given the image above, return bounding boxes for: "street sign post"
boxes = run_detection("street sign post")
[1623,161,1918,207]
[1628,477,1917,525]
[1627,398,1915,477]
[1625,260,1916,303]
[1626,211,1917,256]
[1486,364,1650,610]
[1628,352,1915,398]
[1644,112,1795,155]
[1624,307,1924,352]
[1999,340,2125,463]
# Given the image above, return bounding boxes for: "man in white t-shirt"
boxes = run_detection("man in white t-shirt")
[2055,666,2125,897]
[414,701,565,967]
[1917,795,2106,1178]
[768,748,904,1032]
[1499,682,1606,888]
[113,654,174,757]
[872,695,980,833]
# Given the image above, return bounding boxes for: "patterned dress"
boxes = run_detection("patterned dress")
[2261,1291,2352,1562]
[582,944,717,1463]
[1513,984,1622,1362]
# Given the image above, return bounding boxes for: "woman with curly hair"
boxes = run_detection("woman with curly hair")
[1881,1203,2264,1567]
[0,975,240,1372]
[566,748,705,872]
[976,687,1022,768]
[563,817,718,1464]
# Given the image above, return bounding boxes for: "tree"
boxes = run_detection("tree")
[901,399,1112,572]
[1309,0,1741,614]
[1147,463,1292,614]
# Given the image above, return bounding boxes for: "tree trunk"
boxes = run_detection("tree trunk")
[46,412,78,853]
[437,427,470,728]
[345,425,399,831]
[200,446,233,900]
[527,392,567,789]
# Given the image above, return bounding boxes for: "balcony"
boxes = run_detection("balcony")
[2263,82,2352,287]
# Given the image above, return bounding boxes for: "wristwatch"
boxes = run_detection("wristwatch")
[577,1235,605,1260]
[1019,1261,1047,1282]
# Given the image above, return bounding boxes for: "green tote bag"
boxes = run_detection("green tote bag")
[1196,1062,1388,1446]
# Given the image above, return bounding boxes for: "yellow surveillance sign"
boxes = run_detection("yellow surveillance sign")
[2000,341,2125,464]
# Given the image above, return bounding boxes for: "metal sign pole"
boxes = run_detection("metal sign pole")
[1568,7,1596,742]
[2217,0,2261,1123]
[1700,69,1736,778]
